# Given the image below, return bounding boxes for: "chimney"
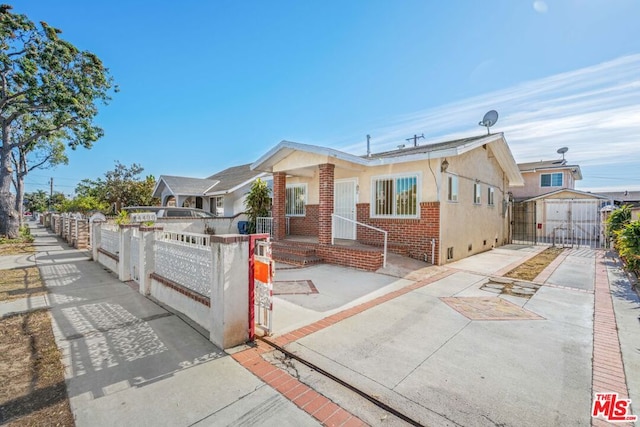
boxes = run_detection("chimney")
[366,134,371,157]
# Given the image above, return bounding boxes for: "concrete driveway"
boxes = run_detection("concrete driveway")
[265,246,637,426]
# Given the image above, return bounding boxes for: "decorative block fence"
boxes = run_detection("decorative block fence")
[89,221,250,349]
[45,213,91,250]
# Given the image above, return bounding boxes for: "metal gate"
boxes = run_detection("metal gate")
[541,199,608,248]
[511,201,537,245]
[249,234,274,340]
[510,199,610,248]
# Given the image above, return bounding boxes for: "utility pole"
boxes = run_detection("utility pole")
[406,133,425,147]
[49,177,53,211]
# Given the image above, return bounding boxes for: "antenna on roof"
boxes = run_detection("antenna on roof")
[479,110,499,135]
[366,134,371,157]
[557,147,568,163]
[406,134,424,147]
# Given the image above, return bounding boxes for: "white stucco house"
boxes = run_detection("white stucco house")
[152,164,268,217]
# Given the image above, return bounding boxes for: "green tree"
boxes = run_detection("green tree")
[23,189,48,212]
[244,178,271,234]
[0,5,115,237]
[75,162,158,212]
[58,195,108,215]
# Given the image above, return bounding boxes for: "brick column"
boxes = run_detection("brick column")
[318,163,335,245]
[272,172,286,240]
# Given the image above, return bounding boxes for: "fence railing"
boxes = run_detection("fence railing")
[256,217,290,237]
[331,214,387,268]
[158,231,211,246]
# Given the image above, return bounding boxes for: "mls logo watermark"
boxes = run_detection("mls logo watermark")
[592,392,637,422]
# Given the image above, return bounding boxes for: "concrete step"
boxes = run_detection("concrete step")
[271,242,318,257]
[273,252,323,267]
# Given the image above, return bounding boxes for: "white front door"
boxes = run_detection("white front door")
[334,179,357,240]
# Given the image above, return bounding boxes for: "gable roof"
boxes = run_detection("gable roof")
[251,133,524,186]
[153,175,219,198]
[205,163,266,194]
[204,163,266,195]
[523,188,610,202]
[517,159,583,180]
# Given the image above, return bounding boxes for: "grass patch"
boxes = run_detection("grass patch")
[0,242,35,256]
[505,247,564,281]
[0,310,74,426]
[0,267,47,302]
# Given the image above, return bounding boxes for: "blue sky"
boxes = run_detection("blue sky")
[15,0,640,196]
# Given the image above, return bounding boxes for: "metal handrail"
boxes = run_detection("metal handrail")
[331,214,387,268]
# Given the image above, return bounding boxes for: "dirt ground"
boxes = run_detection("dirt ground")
[505,247,564,281]
[0,267,46,302]
[0,243,34,256]
[0,310,74,426]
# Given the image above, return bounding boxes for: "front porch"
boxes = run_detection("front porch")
[272,235,386,271]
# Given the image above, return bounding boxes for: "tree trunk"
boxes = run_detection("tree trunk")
[0,123,20,238]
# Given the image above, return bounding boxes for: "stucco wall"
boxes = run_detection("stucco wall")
[439,146,509,263]
[510,169,575,200]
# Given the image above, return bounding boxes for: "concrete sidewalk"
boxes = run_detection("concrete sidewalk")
[23,225,321,426]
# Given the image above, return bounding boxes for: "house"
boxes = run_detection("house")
[250,132,524,269]
[510,159,583,200]
[509,158,611,247]
[152,164,268,217]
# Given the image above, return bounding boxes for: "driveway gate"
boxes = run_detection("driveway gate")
[249,234,273,340]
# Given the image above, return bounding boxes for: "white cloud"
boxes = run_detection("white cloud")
[334,54,640,185]
[533,1,549,13]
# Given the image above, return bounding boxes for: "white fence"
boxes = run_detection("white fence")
[90,222,251,349]
[154,232,213,296]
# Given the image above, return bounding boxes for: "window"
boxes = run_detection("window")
[373,174,418,217]
[541,173,563,187]
[210,196,224,216]
[286,184,306,216]
[447,175,458,202]
[473,183,481,204]
[487,187,495,206]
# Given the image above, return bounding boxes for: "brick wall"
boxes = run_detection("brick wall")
[316,245,383,271]
[288,204,319,236]
[356,202,441,264]
[318,164,334,245]
[272,172,286,240]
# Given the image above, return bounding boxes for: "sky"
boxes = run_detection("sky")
[13,0,640,196]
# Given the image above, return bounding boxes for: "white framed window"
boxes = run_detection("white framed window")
[473,183,482,204]
[210,196,224,216]
[541,173,563,187]
[286,184,306,216]
[447,175,458,202]
[487,187,495,206]
[372,173,419,218]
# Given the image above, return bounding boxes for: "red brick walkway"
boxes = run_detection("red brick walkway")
[591,252,634,427]
[232,269,456,426]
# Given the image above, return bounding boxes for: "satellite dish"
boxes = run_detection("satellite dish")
[557,147,568,161]
[479,110,499,135]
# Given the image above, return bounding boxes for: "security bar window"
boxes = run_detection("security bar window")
[285,184,306,216]
[373,174,418,217]
[447,175,458,202]
[473,183,482,204]
[210,196,224,216]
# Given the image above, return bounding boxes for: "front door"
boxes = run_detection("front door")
[334,179,357,240]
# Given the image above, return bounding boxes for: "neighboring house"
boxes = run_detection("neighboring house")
[250,132,524,267]
[509,157,612,248]
[510,159,583,200]
[152,164,268,217]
